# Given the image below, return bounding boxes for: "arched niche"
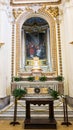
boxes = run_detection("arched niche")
[15,11,57,75]
[21,17,51,70]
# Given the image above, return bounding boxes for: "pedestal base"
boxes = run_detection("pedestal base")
[24,118,57,129]
[61,122,72,126]
[10,121,20,126]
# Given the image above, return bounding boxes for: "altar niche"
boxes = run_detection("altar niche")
[21,17,52,72]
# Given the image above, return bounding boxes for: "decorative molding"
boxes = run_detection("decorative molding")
[12,6,59,20]
[12,7,33,19]
[11,24,15,80]
[0,43,5,48]
[10,0,61,6]
[25,7,33,12]
[39,6,59,18]
[57,20,63,75]
[12,8,24,19]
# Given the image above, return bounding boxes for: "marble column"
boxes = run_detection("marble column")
[63,2,73,96]
[47,28,52,71]
[0,5,6,97]
[0,0,10,97]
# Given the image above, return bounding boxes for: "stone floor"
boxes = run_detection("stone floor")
[0,119,73,130]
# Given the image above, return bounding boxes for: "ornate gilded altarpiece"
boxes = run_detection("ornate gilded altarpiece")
[11,0,63,77]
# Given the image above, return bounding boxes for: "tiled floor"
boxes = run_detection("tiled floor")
[0,120,73,130]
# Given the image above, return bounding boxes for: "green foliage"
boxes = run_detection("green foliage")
[55,75,64,81]
[48,88,59,99]
[39,76,47,81]
[27,76,35,81]
[12,88,27,99]
[13,76,22,82]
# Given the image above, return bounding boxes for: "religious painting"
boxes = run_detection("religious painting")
[25,32,47,60]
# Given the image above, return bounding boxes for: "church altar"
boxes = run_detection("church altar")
[11,81,64,95]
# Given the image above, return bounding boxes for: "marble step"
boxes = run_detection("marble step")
[0,98,73,120]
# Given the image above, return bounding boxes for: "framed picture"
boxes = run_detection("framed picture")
[25,32,47,60]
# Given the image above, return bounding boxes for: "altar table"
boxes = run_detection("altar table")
[24,97,57,129]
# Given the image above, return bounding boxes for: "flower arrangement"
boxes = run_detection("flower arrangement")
[27,76,35,81]
[39,76,47,81]
[13,76,22,82]
[54,75,64,82]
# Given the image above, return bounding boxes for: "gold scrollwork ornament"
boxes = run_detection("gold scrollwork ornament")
[12,8,23,19]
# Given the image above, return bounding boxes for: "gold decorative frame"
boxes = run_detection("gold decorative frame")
[10,0,61,6]
[56,20,63,75]
[13,7,58,75]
